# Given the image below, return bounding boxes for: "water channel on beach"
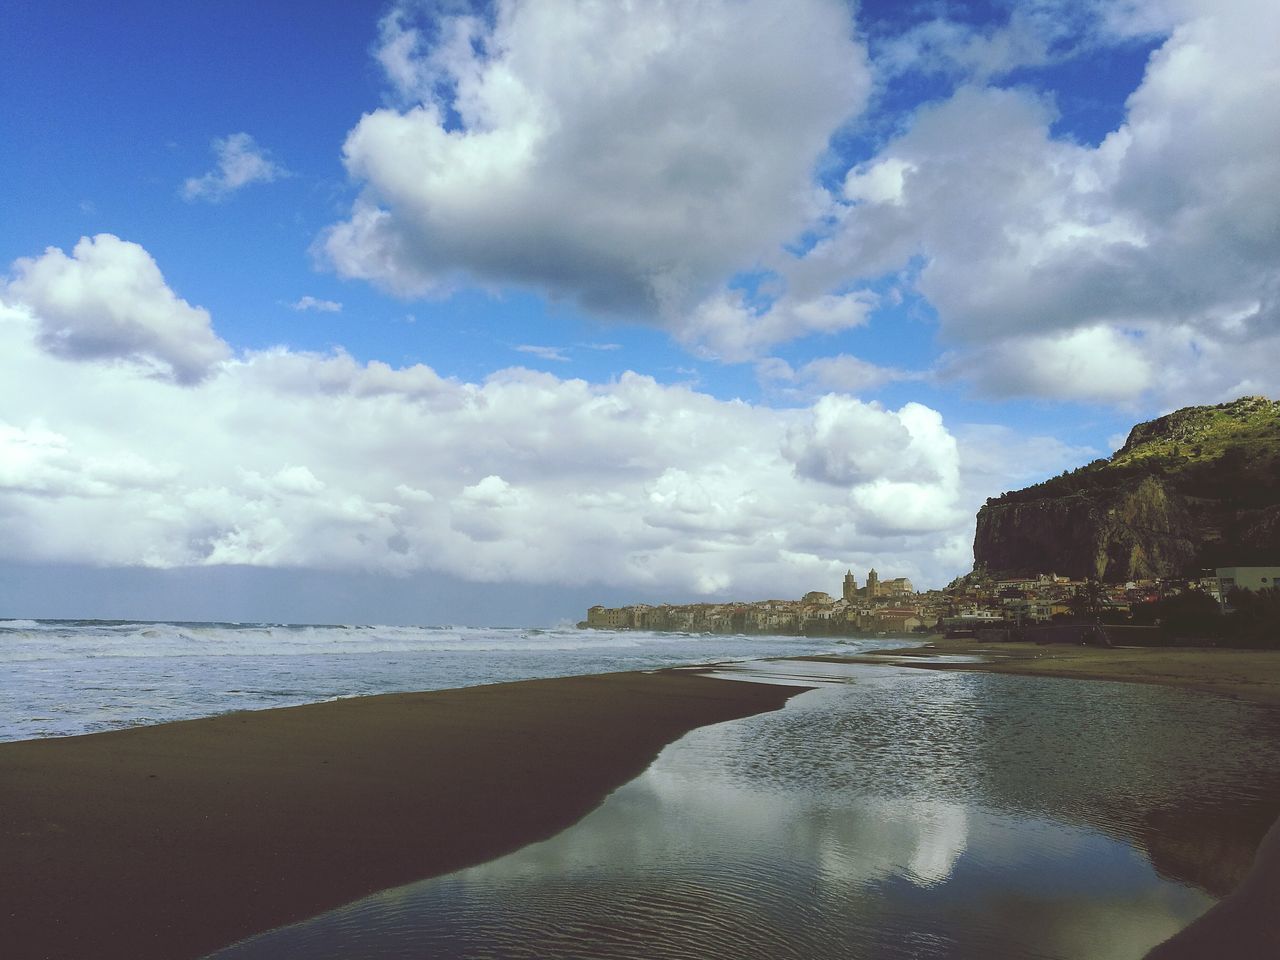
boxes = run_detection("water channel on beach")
[208,661,1280,959]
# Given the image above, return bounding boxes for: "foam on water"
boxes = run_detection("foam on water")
[0,620,779,659]
[0,618,882,741]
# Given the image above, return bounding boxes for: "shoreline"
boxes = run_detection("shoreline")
[793,636,1280,705]
[0,669,807,960]
[8,644,1280,959]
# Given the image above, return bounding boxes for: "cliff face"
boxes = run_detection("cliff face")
[974,397,1280,580]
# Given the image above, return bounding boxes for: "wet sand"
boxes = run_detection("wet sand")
[0,670,804,960]
[1146,812,1280,958]
[800,638,1280,704]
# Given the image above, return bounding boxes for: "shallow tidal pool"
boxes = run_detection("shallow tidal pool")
[208,663,1280,959]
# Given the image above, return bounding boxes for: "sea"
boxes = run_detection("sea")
[0,618,878,742]
[9,617,1280,958]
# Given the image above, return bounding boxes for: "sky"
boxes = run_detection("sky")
[1,0,1277,625]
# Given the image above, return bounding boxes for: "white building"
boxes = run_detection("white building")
[1216,566,1280,592]
[1216,566,1280,607]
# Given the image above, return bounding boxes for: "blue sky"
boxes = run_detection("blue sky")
[1,1,1277,624]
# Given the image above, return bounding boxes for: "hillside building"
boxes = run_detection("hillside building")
[866,568,880,598]
[1216,566,1280,610]
[1216,566,1280,594]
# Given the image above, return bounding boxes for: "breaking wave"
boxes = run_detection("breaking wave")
[0,619,880,741]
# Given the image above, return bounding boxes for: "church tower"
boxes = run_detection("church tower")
[843,570,857,603]
[866,567,880,598]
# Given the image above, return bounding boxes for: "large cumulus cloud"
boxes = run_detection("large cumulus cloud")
[321,0,870,323]
[318,0,1280,405]
[5,234,230,384]
[0,234,1070,596]
[800,0,1280,404]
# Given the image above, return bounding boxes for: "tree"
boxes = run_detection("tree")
[1226,587,1280,649]
[1156,589,1223,640]
[1070,579,1105,619]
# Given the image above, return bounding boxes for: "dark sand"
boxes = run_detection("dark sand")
[797,639,1280,957]
[1145,811,1280,958]
[0,670,805,960]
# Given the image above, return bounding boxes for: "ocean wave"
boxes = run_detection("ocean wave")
[0,618,55,630]
[0,621,878,741]
[1,621,800,661]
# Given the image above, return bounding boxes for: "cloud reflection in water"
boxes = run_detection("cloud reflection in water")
[208,665,1277,960]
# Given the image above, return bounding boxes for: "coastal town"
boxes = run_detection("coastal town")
[582,565,1280,637]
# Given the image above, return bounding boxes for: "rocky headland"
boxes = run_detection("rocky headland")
[973,396,1280,580]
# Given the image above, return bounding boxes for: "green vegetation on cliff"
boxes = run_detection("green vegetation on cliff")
[974,397,1280,580]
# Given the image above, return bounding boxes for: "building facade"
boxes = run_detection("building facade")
[1216,567,1280,593]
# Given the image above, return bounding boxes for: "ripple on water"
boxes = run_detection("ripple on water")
[206,664,1275,960]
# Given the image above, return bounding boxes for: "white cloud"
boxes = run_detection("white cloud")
[183,133,286,202]
[869,0,1196,86]
[4,234,230,384]
[781,397,972,538]
[327,0,1276,393]
[679,289,876,362]
[1094,0,1202,40]
[0,291,997,595]
[322,0,871,326]
[943,326,1154,403]
[954,423,1098,500]
[784,396,959,487]
[796,0,1280,405]
[291,296,343,313]
[760,353,915,396]
[0,422,178,499]
[515,344,569,362]
[306,0,1280,402]
[874,12,1058,82]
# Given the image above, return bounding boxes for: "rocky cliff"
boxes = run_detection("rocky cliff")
[973,397,1280,580]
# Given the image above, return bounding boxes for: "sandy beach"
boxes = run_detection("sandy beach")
[0,670,804,960]
[7,642,1280,960]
